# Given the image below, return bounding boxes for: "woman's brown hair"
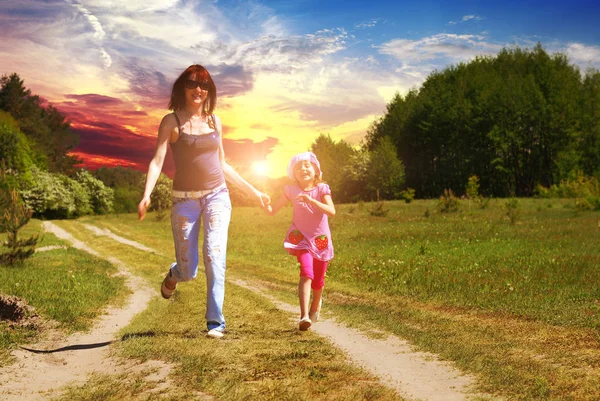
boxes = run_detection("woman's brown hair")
[168,65,217,121]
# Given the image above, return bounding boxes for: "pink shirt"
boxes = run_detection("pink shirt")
[283,183,334,261]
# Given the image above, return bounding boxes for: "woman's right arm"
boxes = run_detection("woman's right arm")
[138,114,175,221]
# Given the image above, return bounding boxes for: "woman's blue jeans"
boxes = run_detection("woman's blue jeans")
[169,186,231,332]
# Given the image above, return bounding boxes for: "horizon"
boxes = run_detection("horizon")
[1,0,599,179]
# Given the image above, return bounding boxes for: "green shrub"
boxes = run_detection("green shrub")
[437,189,459,213]
[535,171,600,199]
[149,173,172,221]
[20,166,77,219]
[76,169,114,215]
[466,175,480,199]
[369,200,389,217]
[112,187,141,214]
[503,198,520,224]
[399,188,415,203]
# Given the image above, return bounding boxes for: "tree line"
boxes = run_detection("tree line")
[364,44,600,198]
[0,74,113,219]
[2,43,599,224]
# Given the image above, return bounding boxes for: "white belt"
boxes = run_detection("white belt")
[172,183,226,199]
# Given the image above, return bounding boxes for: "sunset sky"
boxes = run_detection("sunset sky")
[1,0,599,179]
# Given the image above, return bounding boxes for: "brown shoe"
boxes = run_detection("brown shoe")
[160,274,176,299]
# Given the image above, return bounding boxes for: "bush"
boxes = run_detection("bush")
[112,186,141,214]
[466,175,480,199]
[20,166,78,219]
[150,173,172,221]
[369,200,389,217]
[399,188,415,203]
[75,169,114,214]
[535,171,600,199]
[437,189,460,213]
[503,198,520,224]
[19,167,113,218]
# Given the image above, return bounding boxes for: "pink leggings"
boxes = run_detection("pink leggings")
[296,251,328,290]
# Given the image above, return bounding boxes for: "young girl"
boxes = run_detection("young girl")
[266,152,335,331]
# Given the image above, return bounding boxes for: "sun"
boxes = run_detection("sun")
[252,160,269,176]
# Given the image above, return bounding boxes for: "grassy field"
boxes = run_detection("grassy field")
[1,197,599,400]
[0,219,128,366]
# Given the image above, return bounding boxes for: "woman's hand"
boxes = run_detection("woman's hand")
[258,192,271,208]
[138,197,151,221]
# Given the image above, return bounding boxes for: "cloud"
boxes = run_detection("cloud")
[223,137,279,166]
[448,15,484,25]
[564,43,600,70]
[355,19,379,29]
[191,28,349,74]
[378,33,503,66]
[212,64,255,98]
[66,0,112,68]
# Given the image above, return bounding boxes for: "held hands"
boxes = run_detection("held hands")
[258,191,274,214]
[138,197,151,221]
[259,192,271,208]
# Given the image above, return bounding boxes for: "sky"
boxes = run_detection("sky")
[1,0,599,179]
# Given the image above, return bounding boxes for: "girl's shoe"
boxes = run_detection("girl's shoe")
[309,298,322,322]
[298,317,312,331]
[160,274,176,299]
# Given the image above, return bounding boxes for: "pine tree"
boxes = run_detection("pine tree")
[0,170,39,265]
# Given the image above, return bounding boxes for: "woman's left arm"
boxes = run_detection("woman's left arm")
[215,115,270,207]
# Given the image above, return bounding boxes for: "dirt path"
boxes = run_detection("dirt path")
[1,222,486,401]
[0,222,177,401]
[232,279,482,401]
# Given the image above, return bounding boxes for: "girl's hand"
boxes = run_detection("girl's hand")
[138,197,151,221]
[296,193,313,204]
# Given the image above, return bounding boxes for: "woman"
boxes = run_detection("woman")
[138,64,269,339]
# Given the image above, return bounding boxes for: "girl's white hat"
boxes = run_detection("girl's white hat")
[287,152,322,180]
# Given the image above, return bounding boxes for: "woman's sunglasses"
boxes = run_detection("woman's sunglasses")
[184,79,210,90]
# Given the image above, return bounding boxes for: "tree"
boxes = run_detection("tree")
[310,133,358,202]
[339,148,370,202]
[366,136,405,200]
[0,169,38,265]
[367,44,591,197]
[578,69,600,177]
[93,166,145,214]
[0,111,35,174]
[0,73,81,174]
[0,73,31,120]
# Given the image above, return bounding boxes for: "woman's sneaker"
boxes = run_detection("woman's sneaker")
[207,329,224,339]
[160,273,176,299]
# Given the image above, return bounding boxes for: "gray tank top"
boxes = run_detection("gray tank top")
[170,113,226,191]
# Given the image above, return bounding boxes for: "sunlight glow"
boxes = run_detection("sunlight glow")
[252,160,269,176]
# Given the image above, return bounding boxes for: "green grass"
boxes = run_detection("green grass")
[228,198,600,328]
[0,219,129,366]
[48,218,402,401]
[2,198,599,399]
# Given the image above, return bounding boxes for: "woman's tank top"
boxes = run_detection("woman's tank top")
[170,113,225,191]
